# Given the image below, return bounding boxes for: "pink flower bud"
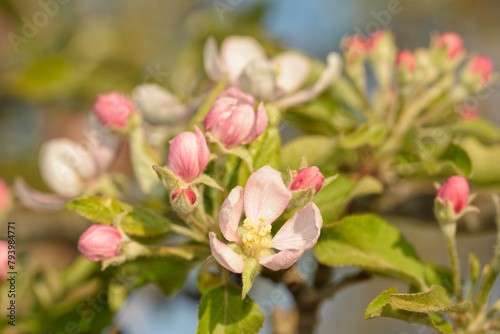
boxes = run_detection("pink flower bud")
[93,92,136,130]
[469,55,493,84]
[204,87,268,148]
[436,176,469,215]
[0,179,11,215]
[433,32,464,60]
[460,105,480,120]
[77,225,122,262]
[290,167,324,194]
[342,35,368,62]
[367,31,384,52]
[0,241,8,281]
[172,188,197,205]
[168,125,210,183]
[396,50,416,73]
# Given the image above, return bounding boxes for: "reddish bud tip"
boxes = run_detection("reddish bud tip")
[436,176,469,215]
[470,55,493,84]
[290,166,324,194]
[433,32,464,60]
[396,50,416,73]
[93,92,136,130]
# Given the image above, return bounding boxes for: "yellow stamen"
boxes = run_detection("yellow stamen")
[241,217,272,257]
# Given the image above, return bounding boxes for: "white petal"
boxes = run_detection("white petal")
[271,203,323,251]
[259,247,304,271]
[132,84,187,125]
[238,58,282,101]
[219,186,243,244]
[209,232,245,274]
[220,36,266,83]
[204,36,224,82]
[272,51,310,94]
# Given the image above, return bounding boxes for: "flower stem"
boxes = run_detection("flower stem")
[441,222,462,301]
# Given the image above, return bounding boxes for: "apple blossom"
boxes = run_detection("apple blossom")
[290,167,324,194]
[396,50,416,73]
[78,225,122,262]
[204,87,268,148]
[436,176,470,217]
[209,165,322,275]
[93,92,136,131]
[168,126,210,183]
[433,32,464,60]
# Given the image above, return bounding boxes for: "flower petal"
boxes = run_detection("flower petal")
[258,247,304,271]
[204,36,224,82]
[220,36,266,83]
[219,186,243,244]
[238,58,282,101]
[14,177,68,211]
[209,232,245,274]
[272,51,310,94]
[242,102,268,144]
[244,165,291,225]
[271,203,323,251]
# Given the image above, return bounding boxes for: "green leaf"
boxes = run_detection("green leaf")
[452,118,500,143]
[66,197,131,225]
[423,263,453,297]
[197,272,224,295]
[120,207,171,238]
[238,126,280,186]
[197,284,265,334]
[153,165,183,191]
[193,174,224,191]
[118,256,193,296]
[129,117,166,198]
[389,285,471,313]
[313,174,383,224]
[189,76,228,128]
[365,287,453,334]
[280,135,338,171]
[242,257,260,299]
[314,214,426,288]
[341,121,388,149]
[461,137,500,185]
[439,144,472,177]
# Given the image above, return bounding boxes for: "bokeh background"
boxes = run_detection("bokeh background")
[1,0,499,333]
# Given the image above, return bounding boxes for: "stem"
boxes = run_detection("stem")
[442,222,462,301]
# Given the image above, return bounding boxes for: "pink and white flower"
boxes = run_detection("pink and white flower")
[168,125,210,183]
[204,87,268,148]
[204,36,340,104]
[209,165,323,273]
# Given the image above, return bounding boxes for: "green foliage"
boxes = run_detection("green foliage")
[66,197,131,225]
[365,287,453,334]
[197,284,265,334]
[341,121,389,149]
[280,135,338,170]
[315,214,426,288]
[120,207,171,238]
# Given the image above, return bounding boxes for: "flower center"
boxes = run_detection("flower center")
[241,217,272,257]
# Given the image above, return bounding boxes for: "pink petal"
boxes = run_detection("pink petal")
[219,186,243,244]
[218,87,255,105]
[244,165,291,225]
[272,51,310,94]
[271,203,323,251]
[194,125,210,175]
[242,102,268,144]
[258,247,304,271]
[209,232,245,274]
[220,36,266,83]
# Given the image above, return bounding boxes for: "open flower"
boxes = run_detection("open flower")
[204,87,268,148]
[204,36,340,105]
[209,165,323,274]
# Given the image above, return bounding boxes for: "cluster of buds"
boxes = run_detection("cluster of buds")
[434,175,478,224]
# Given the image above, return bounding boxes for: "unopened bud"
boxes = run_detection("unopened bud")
[93,92,136,131]
[171,188,197,215]
[78,225,122,261]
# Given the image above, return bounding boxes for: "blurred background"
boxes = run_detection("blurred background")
[0,0,499,333]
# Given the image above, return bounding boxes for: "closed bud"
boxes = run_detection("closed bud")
[168,125,210,183]
[368,31,396,59]
[435,176,470,223]
[462,55,494,90]
[78,225,122,261]
[93,92,136,131]
[291,167,324,194]
[171,188,197,215]
[342,35,368,63]
[204,87,268,148]
[0,241,7,281]
[396,50,416,73]
[460,105,480,121]
[433,32,464,60]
